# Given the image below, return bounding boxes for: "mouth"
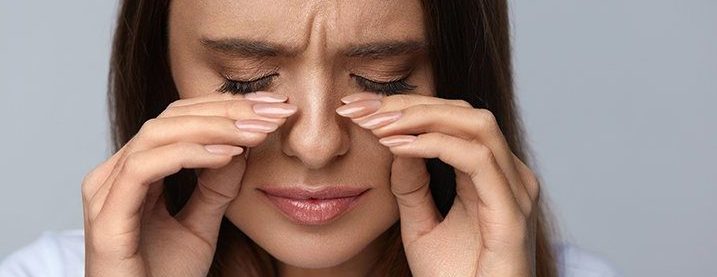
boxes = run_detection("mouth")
[257,185,370,225]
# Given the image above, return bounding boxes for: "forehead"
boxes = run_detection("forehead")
[169,0,426,49]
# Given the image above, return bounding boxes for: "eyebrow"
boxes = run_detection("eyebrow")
[343,40,427,58]
[200,38,300,58]
[200,37,426,59]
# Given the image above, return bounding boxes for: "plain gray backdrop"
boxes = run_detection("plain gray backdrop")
[1,1,715,276]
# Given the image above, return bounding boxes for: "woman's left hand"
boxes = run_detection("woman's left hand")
[337,93,541,277]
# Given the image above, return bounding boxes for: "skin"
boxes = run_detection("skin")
[81,0,540,276]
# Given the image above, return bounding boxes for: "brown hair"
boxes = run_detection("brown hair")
[108,0,559,276]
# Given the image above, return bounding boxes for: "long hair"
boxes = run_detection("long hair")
[108,0,559,276]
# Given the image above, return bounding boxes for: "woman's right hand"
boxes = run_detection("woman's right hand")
[81,92,296,277]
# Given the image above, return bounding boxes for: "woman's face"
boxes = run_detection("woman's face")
[168,0,434,271]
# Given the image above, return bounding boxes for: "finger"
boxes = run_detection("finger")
[346,94,471,122]
[131,116,279,151]
[353,103,532,213]
[82,148,127,206]
[175,154,247,243]
[81,148,127,222]
[512,153,540,204]
[94,143,243,233]
[87,116,276,217]
[93,97,296,212]
[390,156,442,244]
[87,92,291,222]
[160,98,294,122]
[167,93,242,108]
[378,133,522,219]
[167,91,286,108]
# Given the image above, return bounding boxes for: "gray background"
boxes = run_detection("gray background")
[1,1,715,276]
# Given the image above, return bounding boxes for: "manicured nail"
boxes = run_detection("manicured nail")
[204,144,244,155]
[340,93,382,104]
[336,99,382,117]
[357,111,402,129]
[379,135,417,147]
[253,102,298,118]
[235,119,279,133]
[244,92,287,103]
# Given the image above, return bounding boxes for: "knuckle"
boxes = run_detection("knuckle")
[222,100,242,118]
[80,167,103,201]
[407,103,431,115]
[121,152,144,178]
[388,94,412,107]
[524,200,537,218]
[424,132,447,145]
[515,157,541,202]
[167,98,187,108]
[196,180,234,205]
[238,132,269,147]
[472,143,496,164]
[141,118,158,131]
[452,99,472,108]
[137,118,160,140]
[174,141,199,154]
[525,173,541,201]
[136,117,169,145]
[226,100,250,119]
[473,109,500,133]
[158,106,178,118]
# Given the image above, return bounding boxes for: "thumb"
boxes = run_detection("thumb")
[177,148,248,243]
[390,156,442,244]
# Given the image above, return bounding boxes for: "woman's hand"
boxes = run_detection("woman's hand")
[337,93,541,277]
[81,92,296,277]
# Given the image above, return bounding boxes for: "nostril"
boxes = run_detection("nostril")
[283,129,350,169]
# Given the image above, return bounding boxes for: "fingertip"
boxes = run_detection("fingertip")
[204,144,245,156]
[379,135,417,147]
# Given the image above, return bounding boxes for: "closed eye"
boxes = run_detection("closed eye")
[217,73,277,94]
[216,72,417,96]
[350,74,417,96]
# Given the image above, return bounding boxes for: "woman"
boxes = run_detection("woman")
[0,0,619,276]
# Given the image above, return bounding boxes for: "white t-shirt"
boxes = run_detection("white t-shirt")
[0,229,621,276]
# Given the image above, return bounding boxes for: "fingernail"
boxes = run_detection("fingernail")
[336,99,382,117]
[235,119,279,133]
[357,111,402,129]
[379,135,417,147]
[253,102,298,118]
[340,93,382,104]
[204,144,244,155]
[244,92,288,103]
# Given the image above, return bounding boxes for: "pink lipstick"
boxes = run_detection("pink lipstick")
[258,185,369,225]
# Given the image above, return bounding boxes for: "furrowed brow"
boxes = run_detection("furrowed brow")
[200,37,301,58]
[342,40,427,59]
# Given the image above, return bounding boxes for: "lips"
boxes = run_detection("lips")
[258,185,369,225]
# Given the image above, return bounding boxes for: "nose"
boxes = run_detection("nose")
[280,78,351,170]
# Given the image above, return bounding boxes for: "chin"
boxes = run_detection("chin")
[226,187,400,269]
[259,229,381,268]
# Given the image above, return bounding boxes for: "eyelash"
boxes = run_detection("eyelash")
[216,73,417,96]
[350,74,417,96]
[217,73,278,94]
